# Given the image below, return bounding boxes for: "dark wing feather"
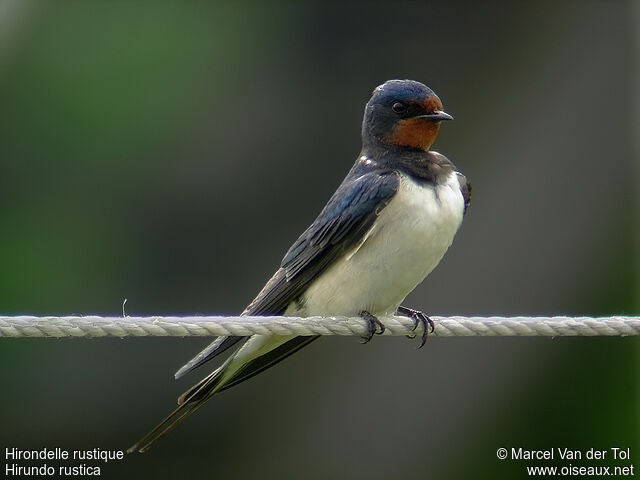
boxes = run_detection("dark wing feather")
[244,170,400,315]
[174,335,244,379]
[200,170,399,391]
[456,171,471,213]
[175,170,399,379]
[172,169,398,381]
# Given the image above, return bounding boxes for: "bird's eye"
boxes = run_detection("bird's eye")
[392,102,406,114]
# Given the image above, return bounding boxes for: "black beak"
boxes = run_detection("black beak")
[418,110,453,122]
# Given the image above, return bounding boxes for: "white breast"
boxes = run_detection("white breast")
[287,171,465,317]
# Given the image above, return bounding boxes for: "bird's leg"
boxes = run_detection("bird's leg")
[359,311,386,344]
[397,306,434,348]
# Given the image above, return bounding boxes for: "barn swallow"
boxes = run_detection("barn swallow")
[128,79,470,453]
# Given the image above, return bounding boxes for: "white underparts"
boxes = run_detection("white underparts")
[286,171,465,317]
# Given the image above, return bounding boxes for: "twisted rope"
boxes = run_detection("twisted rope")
[0,315,638,338]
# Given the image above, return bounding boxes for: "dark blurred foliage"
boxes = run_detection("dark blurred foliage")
[0,1,637,479]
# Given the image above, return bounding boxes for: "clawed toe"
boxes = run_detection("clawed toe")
[359,311,385,344]
[397,306,434,348]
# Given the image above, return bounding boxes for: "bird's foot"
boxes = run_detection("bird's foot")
[359,311,385,344]
[397,306,434,348]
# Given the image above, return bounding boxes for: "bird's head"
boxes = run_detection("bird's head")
[362,79,452,152]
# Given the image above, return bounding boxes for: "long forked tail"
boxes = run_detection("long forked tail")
[127,335,319,453]
[126,368,224,454]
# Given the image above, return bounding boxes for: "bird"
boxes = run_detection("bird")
[127,79,471,453]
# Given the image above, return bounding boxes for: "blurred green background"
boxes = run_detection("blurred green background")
[1,1,638,479]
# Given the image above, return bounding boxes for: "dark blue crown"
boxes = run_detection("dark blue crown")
[368,80,436,107]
